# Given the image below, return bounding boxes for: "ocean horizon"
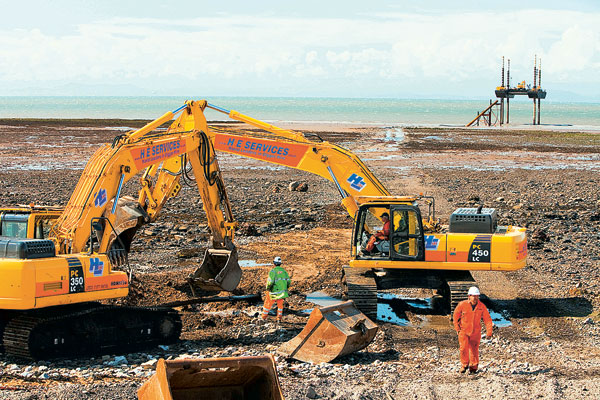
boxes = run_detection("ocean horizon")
[1,96,599,128]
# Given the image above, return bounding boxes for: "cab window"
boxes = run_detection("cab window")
[1,221,28,238]
[34,218,56,239]
[355,206,390,258]
[390,208,423,259]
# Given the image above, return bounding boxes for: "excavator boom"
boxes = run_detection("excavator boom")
[207,103,389,218]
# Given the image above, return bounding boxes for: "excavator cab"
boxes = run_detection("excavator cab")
[0,207,61,239]
[356,206,390,256]
[354,203,424,261]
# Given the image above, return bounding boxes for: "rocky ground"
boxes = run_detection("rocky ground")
[0,119,599,399]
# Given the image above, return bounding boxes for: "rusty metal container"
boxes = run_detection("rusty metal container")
[188,248,242,292]
[138,355,284,400]
[278,300,378,364]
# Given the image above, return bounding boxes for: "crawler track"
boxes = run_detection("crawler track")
[1,303,181,360]
[342,267,378,320]
[447,272,475,315]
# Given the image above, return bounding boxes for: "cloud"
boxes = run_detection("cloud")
[0,10,598,97]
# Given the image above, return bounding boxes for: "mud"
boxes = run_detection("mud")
[0,120,599,399]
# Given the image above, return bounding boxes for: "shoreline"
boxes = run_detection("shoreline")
[1,118,600,134]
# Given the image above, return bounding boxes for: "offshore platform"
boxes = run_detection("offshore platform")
[467,56,547,126]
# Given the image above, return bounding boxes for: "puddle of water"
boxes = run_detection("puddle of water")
[388,166,411,171]
[238,260,271,268]
[305,291,344,308]
[383,128,405,142]
[363,155,399,161]
[5,165,53,171]
[376,293,432,326]
[304,291,512,327]
[489,309,512,327]
[423,135,450,141]
[377,303,410,326]
[303,291,411,325]
[377,293,433,310]
[405,298,432,309]
[428,163,600,172]
[108,126,135,131]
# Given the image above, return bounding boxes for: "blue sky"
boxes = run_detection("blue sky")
[1,1,599,100]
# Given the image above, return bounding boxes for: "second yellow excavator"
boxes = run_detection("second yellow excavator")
[202,102,527,319]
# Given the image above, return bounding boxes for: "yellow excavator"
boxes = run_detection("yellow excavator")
[199,102,527,319]
[0,101,241,359]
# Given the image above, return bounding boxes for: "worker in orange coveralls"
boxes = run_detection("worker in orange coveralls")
[365,212,390,253]
[453,286,494,374]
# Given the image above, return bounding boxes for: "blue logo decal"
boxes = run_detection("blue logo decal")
[347,173,366,191]
[89,258,104,277]
[425,235,440,250]
[94,189,107,207]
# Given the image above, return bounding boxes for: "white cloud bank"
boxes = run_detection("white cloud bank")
[0,10,598,98]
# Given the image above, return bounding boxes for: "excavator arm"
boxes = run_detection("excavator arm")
[51,101,232,252]
[205,103,390,219]
[49,100,240,291]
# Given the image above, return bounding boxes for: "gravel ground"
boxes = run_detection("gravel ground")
[0,120,598,399]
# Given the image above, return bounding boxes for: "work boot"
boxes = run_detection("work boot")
[460,365,468,374]
[468,367,478,374]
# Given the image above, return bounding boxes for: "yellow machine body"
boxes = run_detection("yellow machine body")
[350,226,527,271]
[348,196,526,272]
[0,254,128,310]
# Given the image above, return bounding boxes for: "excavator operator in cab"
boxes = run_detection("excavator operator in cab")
[364,212,390,254]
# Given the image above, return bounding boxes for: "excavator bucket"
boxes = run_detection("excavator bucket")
[278,300,378,364]
[188,248,242,293]
[138,355,284,400]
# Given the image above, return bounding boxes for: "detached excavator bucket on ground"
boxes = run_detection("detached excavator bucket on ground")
[278,300,378,364]
[188,248,242,293]
[138,355,284,400]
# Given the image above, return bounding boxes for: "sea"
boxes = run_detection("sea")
[1,96,599,128]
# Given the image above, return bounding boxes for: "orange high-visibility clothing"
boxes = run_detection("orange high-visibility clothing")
[262,292,284,321]
[458,331,481,369]
[453,299,493,369]
[366,220,390,252]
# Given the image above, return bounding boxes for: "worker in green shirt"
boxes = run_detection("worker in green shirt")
[261,256,291,322]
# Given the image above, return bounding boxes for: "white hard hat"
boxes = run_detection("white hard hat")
[273,256,282,266]
[468,286,481,296]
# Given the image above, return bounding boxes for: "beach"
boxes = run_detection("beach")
[0,118,599,399]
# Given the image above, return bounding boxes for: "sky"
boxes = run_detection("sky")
[1,1,599,101]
